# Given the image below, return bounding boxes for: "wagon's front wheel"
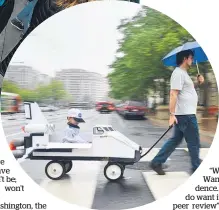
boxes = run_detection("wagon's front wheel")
[104,163,124,181]
[45,161,65,180]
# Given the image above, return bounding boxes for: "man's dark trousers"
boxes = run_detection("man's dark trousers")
[151,114,201,172]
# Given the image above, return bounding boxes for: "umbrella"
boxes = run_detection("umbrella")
[162,41,208,74]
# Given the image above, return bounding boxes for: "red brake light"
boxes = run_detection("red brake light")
[9,142,16,150]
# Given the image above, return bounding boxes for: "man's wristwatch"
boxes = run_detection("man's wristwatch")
[170,112,175,116]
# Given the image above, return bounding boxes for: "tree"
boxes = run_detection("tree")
[49,80,67,101]
[2,80,21,93]
[108,6,197,104]
[2,79,70,104]
[20,89,38,101]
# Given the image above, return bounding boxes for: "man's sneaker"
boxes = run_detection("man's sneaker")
[11,18,24,31]
[149,162,166,175]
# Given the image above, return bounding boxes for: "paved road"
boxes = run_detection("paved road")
[1,109,211,209]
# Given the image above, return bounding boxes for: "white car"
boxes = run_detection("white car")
[39,105,59,112]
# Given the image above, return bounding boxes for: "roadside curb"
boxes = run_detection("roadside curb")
[148,117,216,139]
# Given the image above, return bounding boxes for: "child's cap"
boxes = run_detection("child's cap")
[67,108,85,123]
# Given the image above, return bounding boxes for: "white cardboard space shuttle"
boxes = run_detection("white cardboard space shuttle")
[11,101,142,165]
[10,101,144,181]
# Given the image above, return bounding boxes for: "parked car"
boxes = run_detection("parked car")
[95,101,115,113]
[120,101,147,119]
[115,104,124,115]
[39,105,59,112]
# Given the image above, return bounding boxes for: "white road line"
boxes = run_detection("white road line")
[40,161,101,208]
[140,148,171,161]
[200,148,210,160]
[6,132,23,138]
[139,148,209,162]
[184,148,209,160]
[17,158,26,164]
[142,171,190,200]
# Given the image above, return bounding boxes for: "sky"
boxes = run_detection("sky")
[10,1,144,77]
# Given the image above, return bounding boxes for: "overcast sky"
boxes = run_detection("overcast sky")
[10,1,144,77]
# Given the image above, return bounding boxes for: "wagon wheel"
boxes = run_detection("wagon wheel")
[45,161,65,180]
[62,161,73,173]
[104,163,124,181]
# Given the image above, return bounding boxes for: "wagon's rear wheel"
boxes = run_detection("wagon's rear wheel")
[118,163,126,177]
[63,161,73,173]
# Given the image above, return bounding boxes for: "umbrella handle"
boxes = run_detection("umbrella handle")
[196,60,200,75]
[195,61,202,84]
[196,61,204,86]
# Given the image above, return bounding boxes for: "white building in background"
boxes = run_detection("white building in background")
[55,69,110,103]
[38,73,51,86]
[4,64,51,89]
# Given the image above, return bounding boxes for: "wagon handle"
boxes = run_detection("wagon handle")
[140,124,174,159]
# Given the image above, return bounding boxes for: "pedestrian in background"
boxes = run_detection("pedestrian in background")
[0,0,96,81]
[1,0,139,85]
[0,0,14,35]
[10,0,38,37]
[0,0,14,92]
[149,50,205,175]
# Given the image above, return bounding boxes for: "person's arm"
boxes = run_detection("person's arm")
[74,134,90,143]
[63,128,89,143]
[168,71,184,126]
[194,75,205,88]
[62,128,78,143]
[169,89,179,114]
[168,89,179,126]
